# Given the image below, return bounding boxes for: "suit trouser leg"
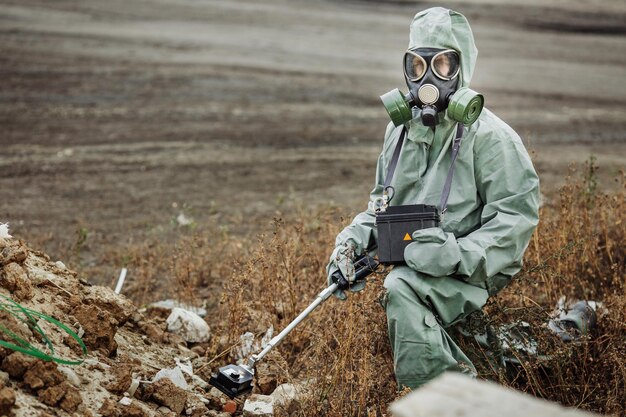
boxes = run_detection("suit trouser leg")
[382,265,489,389]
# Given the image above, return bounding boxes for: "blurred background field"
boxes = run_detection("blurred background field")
[1,0,625,415]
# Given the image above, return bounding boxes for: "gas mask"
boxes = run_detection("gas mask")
[380,47,484,127]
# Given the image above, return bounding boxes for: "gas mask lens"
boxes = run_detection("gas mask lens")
[403,49,460,81]
[432,50,460,80]
[404,52,427,81]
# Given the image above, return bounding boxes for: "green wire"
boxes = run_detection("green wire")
[0,294,87,365]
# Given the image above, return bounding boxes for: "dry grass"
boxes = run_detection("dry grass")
[25,160,624,415]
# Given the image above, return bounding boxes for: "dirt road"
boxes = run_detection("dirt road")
[1,0,625,272]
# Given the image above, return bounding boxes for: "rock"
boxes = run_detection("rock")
[100,398,151,417]
[151,377,188,415]
[206,387,228,408]
[254,351,289,395]
[0,386,16,416]
[23,360,65,390]
[271,383,299,414]
[38,382,66,406]
[0,371,9,386]
[83,285,135,325]
[58,365,82,387]
[222,400,237,414]
[243,394,274,417]
[153,366,188,390]
[105,364,133,394]
[157,405,174,415]
[185,394,209,417]
[0,240,27,266]
[73,304,119,356]
[2,351,37,379]
[166,308,210,343]
[1,262,33,300]
[22,263,57,286]
[59,382,83,413]
[0,311,33,348]
[150,299,207,317]
[99,399,119,417]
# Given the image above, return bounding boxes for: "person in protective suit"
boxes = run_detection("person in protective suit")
[326,7,540,389]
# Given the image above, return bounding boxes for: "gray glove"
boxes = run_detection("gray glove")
[326,241,365,300]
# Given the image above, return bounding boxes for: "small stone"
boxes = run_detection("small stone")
[157,405,172,414]
[2,351,37,379]
[222,400,237,414]
[23,361,65,390]
[166,308,210,343]
[271,383,299,413]
[243,394,274,417]
[58,366,82,387]
[0,386,16,416]
[0,371,9,386]
[104,364,132,394]
[185,394,209,417]
[73,304,119,356]
[59,383,82,412]
[151,377,188,414]
[0,262,33,300]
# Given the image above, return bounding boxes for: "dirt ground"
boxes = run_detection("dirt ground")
[1,0,625,279]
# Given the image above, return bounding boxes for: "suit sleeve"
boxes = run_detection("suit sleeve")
[404,133,540,293]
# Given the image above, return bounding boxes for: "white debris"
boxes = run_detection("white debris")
[127,378,140,397]
[166,308,210,343]
[153,366,189,390]
[0,223,12,239]
[150,299,207,317]
[243,394,274,417]
[271,383,299,413]
[119,397,132,406]
[235,326,273,364]
[176,213,193,226]
[175,358,194,377]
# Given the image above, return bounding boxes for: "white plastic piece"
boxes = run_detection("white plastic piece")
[150,299,207,317]
[119,397,132,406]
[166,308,210,343]
[127,378,140,397]
[114,268,127,294]
[0,223,12,239]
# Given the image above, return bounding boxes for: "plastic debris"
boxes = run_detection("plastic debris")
[149,299,207,317]
[176,213,193,226]
[0,223,12,239]
[119,397,132,406]
[548,298,598,342]
[235,326,273,364]
[166,308,210,343]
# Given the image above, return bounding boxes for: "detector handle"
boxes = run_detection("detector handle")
[331,255,380,290]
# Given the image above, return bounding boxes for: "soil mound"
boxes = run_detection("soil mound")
[0,237,234,416]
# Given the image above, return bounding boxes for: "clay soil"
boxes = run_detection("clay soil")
[1,0,626,283]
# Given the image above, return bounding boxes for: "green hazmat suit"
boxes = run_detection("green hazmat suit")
[327,7,540,389]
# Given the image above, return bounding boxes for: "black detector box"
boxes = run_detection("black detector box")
[376,204,439,264]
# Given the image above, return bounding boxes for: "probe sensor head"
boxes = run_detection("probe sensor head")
[209,364,254,398]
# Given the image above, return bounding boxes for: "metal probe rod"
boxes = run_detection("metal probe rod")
[248,283,338,368]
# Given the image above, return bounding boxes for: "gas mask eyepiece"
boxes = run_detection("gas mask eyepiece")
[380,47,484,127]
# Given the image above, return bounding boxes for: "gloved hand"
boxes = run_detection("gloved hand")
[404,227,461,277]
[326,241,365,300]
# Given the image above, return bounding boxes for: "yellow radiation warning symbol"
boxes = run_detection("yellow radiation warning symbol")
[403,233,412,241]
